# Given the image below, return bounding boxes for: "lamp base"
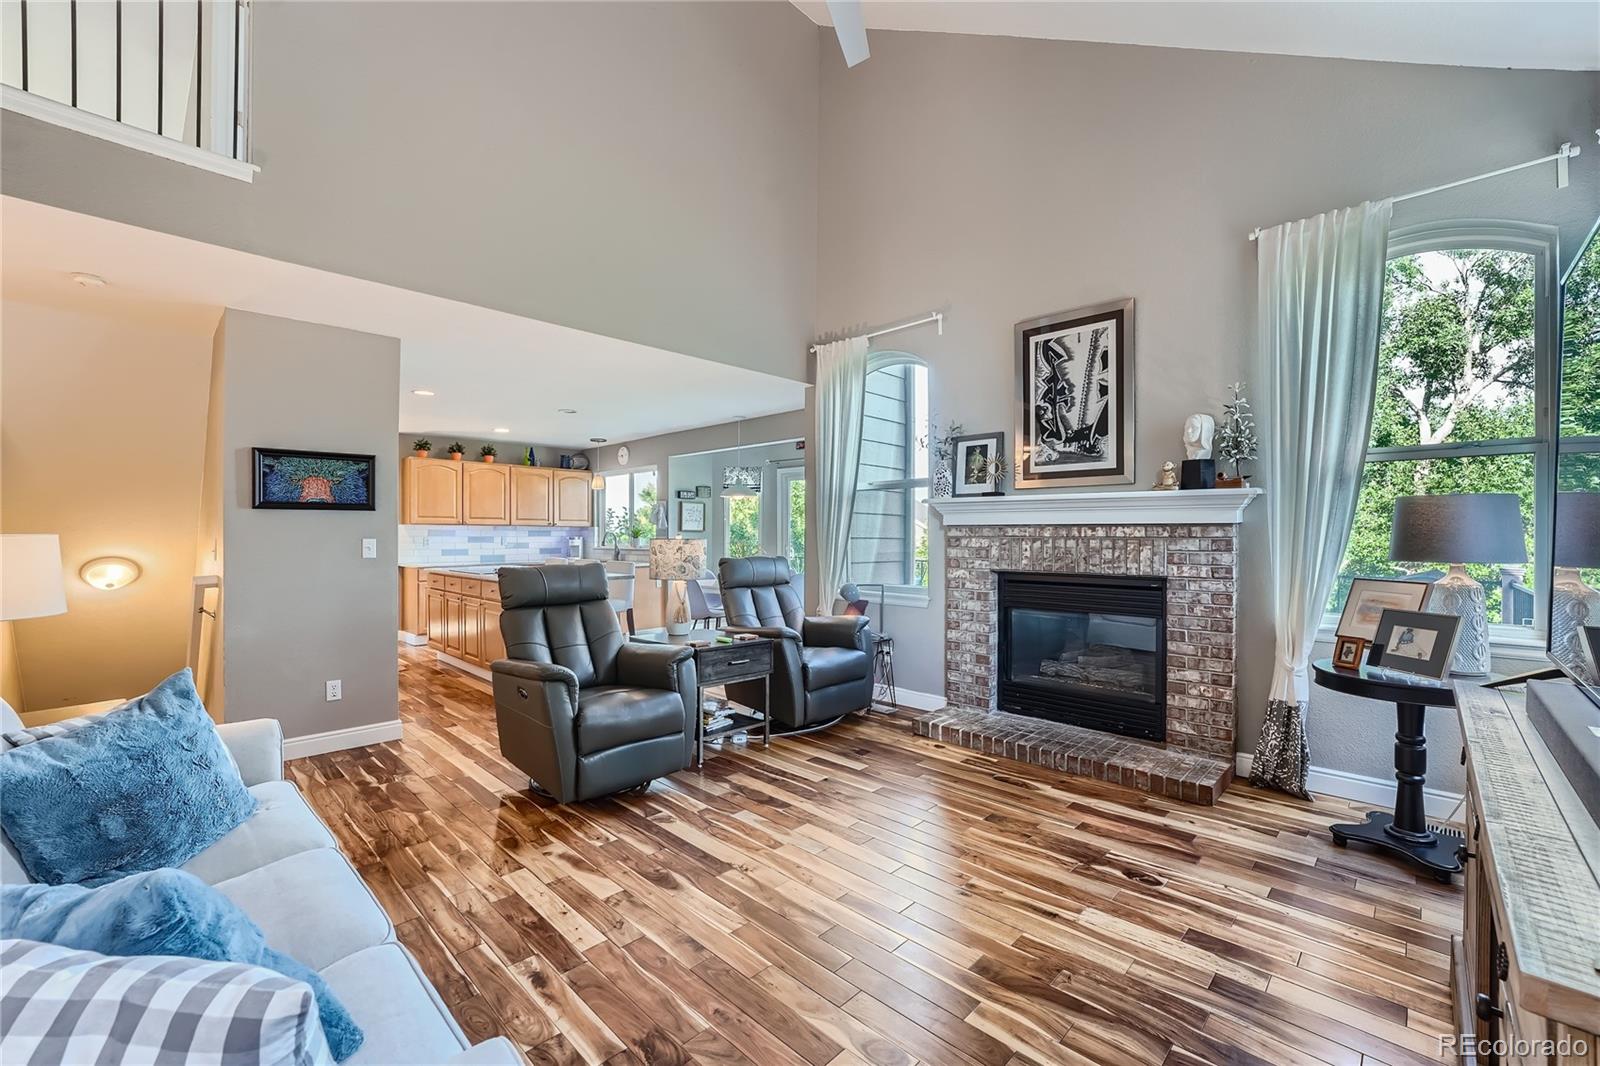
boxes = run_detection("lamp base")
[1429,564,1490,676]
[1552,567,1599,670]
[665,580,693,636]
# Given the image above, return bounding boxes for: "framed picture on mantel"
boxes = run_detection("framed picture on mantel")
[1014,298,1135,489]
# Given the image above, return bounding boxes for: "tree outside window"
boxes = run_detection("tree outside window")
[725,496,761,559]
[1334,227,1563,632]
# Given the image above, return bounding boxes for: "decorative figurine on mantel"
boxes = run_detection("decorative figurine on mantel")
[1215,382,1258,488]
[1153,461,1179,490]
[1180,413,1216,489]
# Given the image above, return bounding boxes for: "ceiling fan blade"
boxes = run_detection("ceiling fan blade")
[825,0,870,67]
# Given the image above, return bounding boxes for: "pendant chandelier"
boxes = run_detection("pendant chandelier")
[722,416,761,497]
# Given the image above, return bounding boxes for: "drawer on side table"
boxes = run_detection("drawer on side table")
[697,640,773,685]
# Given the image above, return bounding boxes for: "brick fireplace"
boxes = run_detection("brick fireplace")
[921,489,1259,802]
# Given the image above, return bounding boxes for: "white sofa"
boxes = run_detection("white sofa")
[0,706,523,1066]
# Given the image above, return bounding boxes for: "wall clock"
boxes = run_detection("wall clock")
[617,446,630,466]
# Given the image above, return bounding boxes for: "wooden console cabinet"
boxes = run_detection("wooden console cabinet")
[1454,684,1599,1065]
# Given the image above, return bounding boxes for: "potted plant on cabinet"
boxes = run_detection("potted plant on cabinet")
[479,445,498,464]
[412,438,432,459]
[447,442,465,461]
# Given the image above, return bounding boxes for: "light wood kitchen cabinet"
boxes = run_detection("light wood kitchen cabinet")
[510,467,554,526]
[399,567,430,637]
[553,470,593,526]
[426,588,446,647]
[462,463,511,525]
[425,570,506,671]
[480,603,506,663]
[403,458,462,524]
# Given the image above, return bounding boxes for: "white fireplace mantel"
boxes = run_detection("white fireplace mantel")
[927,487,1261,527]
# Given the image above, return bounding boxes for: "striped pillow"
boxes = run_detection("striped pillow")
[0,939,333,1066]
[1,715,105,749]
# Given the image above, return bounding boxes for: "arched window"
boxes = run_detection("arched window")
[848,352,930,594]
[1330,220,1561,638]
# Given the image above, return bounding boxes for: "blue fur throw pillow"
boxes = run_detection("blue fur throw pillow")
[2,869,363,1061]
[0,668,257,886]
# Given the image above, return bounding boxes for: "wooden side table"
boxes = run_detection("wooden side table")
[631,628,774,766]
[1312,657,1463,882]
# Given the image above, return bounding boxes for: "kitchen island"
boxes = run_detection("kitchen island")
[399,561,665,677]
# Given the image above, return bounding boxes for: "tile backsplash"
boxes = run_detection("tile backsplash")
[399,525,593,567]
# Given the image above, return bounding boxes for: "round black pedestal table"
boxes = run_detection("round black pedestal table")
[1311,658,1463,883]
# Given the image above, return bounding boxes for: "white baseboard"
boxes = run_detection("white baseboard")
[398,630,428,647]
[1234,752,1463,820]
[886,687,946,712]
[284,720,404,760]
[434,651,491,680]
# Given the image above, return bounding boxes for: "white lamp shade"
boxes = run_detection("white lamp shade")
[1,534,68,620]
[649,537,705,581]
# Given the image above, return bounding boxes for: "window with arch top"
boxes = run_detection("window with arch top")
[848,352,931,597]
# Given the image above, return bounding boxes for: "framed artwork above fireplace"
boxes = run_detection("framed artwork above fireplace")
[1014,297,1135,489]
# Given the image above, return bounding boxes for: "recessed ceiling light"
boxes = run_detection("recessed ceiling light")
[70,272,107,288]
[557,408,577,415]
[492,427,510,434]
[589,437,607,444]
[411,388,435,397]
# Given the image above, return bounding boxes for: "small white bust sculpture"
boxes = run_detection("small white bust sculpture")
[1183,414,1215,460]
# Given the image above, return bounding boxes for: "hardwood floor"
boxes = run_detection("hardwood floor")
[288,646,1463,1066]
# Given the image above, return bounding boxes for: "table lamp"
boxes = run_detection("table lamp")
[1389,493,1526,675]
[650,537,705,636]
[1,534,68,621]
[1552,491,1600,669]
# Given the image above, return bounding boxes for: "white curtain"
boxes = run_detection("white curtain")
[1252,200,1392,797]
[814,336,870,610]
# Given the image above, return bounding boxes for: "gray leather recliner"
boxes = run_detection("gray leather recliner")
[718,556,872,729]
[491,562,697,802]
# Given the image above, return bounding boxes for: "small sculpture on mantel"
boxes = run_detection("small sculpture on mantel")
[1180,413,1217,489]
[1153,461,1179,490]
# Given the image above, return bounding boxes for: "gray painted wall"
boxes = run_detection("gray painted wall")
[816,29,1599,785]
[1,1,820,382]
[209,310,401,740]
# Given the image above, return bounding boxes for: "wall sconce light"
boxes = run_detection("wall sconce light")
[79,557,142,591]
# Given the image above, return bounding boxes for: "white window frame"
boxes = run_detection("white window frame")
[850,352,930,606]
[1322,220,1559,650]
[597,466,659,544]
[774,462,806,573]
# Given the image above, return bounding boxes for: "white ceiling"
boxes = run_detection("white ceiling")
[794,1,1600,71]
[0,198,809,449]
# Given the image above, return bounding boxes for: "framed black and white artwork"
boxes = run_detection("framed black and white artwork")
[1014,298,1134,488]
[951,433,1005,496]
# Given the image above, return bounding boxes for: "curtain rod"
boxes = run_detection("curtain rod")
[1247,142,1582,242]
[809,311,943,353]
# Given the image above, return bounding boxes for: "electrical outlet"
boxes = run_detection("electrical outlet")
[361,538,377,559]
[325,679,342,702]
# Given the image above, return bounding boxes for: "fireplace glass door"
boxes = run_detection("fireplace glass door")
[998,572,1166,741]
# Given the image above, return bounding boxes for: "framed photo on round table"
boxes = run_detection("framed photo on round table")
[1369,609,1462,680]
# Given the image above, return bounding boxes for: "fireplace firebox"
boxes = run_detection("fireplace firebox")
[997,571,1167,742]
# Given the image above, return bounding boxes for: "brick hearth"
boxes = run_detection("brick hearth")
[944,521,1241,757]
[914,706,1235,804]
